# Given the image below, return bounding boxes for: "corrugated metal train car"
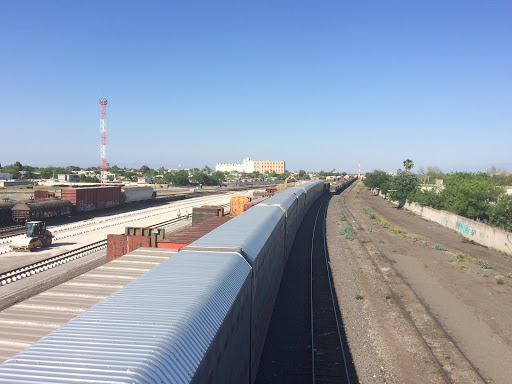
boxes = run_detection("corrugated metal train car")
[0,180,328,383]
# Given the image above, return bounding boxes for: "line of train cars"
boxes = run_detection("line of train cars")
[327,176,356,194]
[0,186,155,225]
[0,180,335,383]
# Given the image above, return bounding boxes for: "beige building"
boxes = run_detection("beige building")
[254,160,285,174]
[216,158,285,174]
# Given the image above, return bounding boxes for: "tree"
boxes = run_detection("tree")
[210,171,226,185]
[403,159,414,173]
[190,171,209,185]
[171,170,189,186]
[388,173,420,205]
[139,165,150,175]
[441,173,504,220]
[363,170,393,194]
[489,195,512,231]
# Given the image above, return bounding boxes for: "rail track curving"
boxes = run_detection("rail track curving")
[341,181,488,384]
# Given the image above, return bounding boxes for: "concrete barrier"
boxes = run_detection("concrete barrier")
[404,201,512,256]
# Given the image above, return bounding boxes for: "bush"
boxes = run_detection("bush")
[339,224,354,240]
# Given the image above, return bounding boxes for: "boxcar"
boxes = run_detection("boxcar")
[12,199,73,223]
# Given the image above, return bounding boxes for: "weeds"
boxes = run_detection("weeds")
[362,206,426,244]
[339,224,354,240]
[455,252,498,271]
[355,295,364,300]
[434,244,448,251]
[507,272,512,279]
[385,296,391,300]
[497,278,504,285]
[339,215,347,222]
[483,274,489,278]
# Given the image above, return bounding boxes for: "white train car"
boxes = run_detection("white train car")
[121,186,154,203]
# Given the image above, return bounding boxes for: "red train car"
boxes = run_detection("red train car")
[61,186,121,213]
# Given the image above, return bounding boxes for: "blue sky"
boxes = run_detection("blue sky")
[1,1,510,174]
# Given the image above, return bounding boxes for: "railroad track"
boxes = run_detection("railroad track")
[0,200,230,288]
[310,195,357,383]
[0,215,194,288]
[0,195,234,254]
[340,181,488,384]
[0,225,25,240]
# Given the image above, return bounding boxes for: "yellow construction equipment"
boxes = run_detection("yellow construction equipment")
[283,173,298,189]
[9,221,53,252]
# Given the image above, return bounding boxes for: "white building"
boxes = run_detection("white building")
[216,158,255,173]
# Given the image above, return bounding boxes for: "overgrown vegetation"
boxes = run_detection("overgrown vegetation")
[364,161,512,231]
[339,224,355,240]
[455,252,497,271]
[362,207,427,244]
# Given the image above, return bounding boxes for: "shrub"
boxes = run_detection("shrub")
[435,244,448,251]
[339,224,354,240]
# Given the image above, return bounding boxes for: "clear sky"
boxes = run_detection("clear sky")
[1,1,511,174]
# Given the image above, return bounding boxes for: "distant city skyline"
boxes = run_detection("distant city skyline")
[1,2,510,174]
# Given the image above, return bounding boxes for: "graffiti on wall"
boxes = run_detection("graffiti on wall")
[456,220,475,236]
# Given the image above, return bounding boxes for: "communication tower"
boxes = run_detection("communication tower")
[358,161,361,178]
[99,99,108,185]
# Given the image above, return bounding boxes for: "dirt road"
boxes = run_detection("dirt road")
[326,181,512,383]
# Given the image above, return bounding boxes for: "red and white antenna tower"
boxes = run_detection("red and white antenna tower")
[358,161,361,178]
[99,99,108,185]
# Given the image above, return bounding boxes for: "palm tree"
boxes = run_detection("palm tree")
[403,159,414,173]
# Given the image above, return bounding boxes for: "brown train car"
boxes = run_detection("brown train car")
[0,201,17,224]
[12,199,73,223]
[61,186,121,213]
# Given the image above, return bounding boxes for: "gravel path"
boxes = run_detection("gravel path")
[326,181,512,383]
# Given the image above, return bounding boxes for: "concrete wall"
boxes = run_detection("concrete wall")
[404,201,512,256]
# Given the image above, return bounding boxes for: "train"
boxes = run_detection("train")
[328,177,355,194]
[1,186,155,225]
[0,178,356,383]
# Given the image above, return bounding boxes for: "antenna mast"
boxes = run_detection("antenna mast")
[99,99,108,185]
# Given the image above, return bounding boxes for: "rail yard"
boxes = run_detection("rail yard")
[0,179,509,383]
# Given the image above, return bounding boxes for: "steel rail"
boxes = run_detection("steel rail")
[321,200,351,383]
[342,181,488,384]
[0,215,192,287]
[311,196,351,383]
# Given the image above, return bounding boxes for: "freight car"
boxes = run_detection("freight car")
[62,186,122,212]
[11,199,73,224]
[0,201,16,225]
[4,186,156,225]
[0,180,336,383]
[121,186,154,203]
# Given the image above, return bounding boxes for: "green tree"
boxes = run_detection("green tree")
[171,170,189,186]
[363,170,393,194]
[441,173,503,219]
[488,195,512,231]
[190,171,209,185]
[139,165,150,175]
[210,171,226,185]
[389,173,420,205]
[403,159,414,173]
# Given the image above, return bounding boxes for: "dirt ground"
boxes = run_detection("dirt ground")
[326,181,512,384]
